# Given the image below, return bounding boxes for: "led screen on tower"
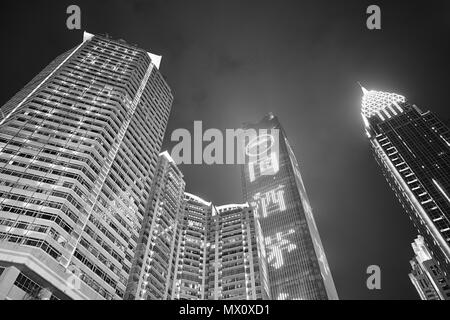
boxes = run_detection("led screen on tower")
[241,113,338,300]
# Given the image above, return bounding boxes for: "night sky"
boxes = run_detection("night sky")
[1,0,449,300]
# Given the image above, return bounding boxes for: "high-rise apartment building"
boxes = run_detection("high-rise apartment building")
[172,197,270,300]
[127,153,270,300]
[241,113,338,300]
[125,152,185,300]
[408,235,450,300]
[206,203,270,300]
[0,32,173,300]
[171,192,211,300]
[360,85,450,275]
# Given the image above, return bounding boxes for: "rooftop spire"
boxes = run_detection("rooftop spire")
[357,81,369,95]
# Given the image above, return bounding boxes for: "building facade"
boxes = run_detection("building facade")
[171,192,211,300]
[206,204,270,300]
[125,153,270,300]
[360,85,450,275]
[125,152,185,300]
[241,113,338,300]
[0,32,173,300]
[409,235,450,300]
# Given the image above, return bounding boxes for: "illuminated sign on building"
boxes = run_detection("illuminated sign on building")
[245,132,280,182]
[241,113,338,300]
[265,229,296,269]
[251,185,286,218]
[248,152,279,182]
[245,133,276,157]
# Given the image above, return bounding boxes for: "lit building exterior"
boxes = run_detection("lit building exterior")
[360,85,450,275]
[125,153,269,300]
[408,235,450,300]
[125,152,185,300]
[206,204,270,300]
[241,113,338,300]
[0,32,173,300]
[171,192,211,300]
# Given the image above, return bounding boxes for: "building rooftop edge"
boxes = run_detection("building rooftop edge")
[184,192,212,206]
[215,203,250,211]
[82,31,162,69]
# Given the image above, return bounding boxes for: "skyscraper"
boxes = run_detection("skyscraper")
[241,113,338,300]
[171,192,211,300]
[125,152,185,300]
[171,196,270,300]
[408,235,450,300]
[360,85,450,275]
[206,203,270,300]
[0,32,173,300]
[126,152,270,300]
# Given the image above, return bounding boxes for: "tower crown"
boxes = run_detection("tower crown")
[360,85,406,118]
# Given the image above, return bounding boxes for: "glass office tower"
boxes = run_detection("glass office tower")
[241,113,338,300]
[360,85,450,276]
[0,32,173,300]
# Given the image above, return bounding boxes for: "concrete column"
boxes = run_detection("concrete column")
[0,266,21,300]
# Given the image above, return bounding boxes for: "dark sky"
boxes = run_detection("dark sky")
[1,0,449,300]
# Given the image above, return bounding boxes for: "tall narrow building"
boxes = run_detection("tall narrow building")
[206,204,270,300]
[0,32,173,300]
[125,152,185,300]
[171,192,211,300]
[360,85,450,275]
[241,113,338,300]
